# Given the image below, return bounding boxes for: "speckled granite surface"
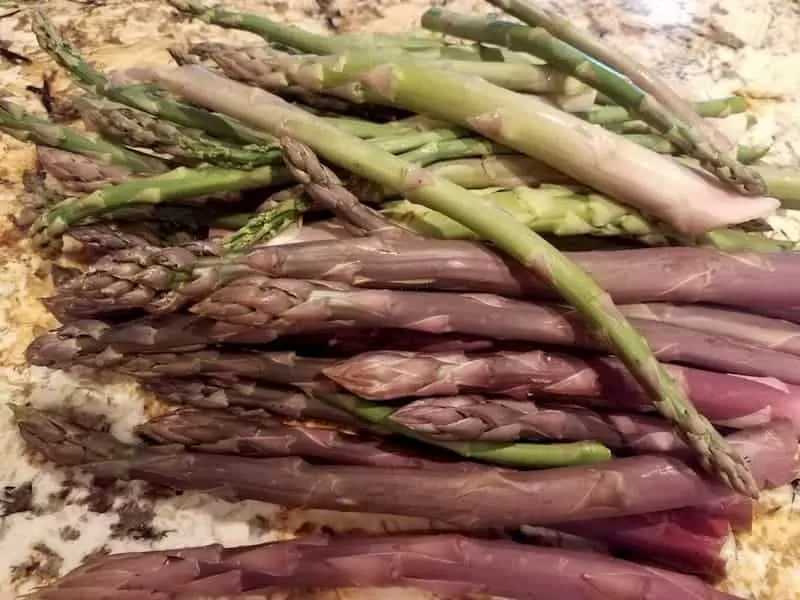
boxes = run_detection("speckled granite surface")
[1,1,800,599]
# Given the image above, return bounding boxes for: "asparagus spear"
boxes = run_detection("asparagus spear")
[388,395,687,452]
[0,99,168,173]
[383,186,793,252]
[34,146,139,193]
[585,95,748,125]
[49,238,800,322]
[485,0,740,156]
[627,133,772,165]
[621,303,800,357]
[15,405,794,528]
[137,407,479,470]
[74,95,281,168]
[24,533,741,600]
[142,402,612,469]
[31,11,276,146]
[191,40,590,96]
[324,349,800,431]
[142,378,370,428]
[28,163,294,250]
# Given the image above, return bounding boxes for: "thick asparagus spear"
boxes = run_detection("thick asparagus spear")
[74,95,280,168]
[49,239,800,321]
[0,99,168,173]
[485,0,740,155]
[16,405,794,527]
[137,407,478,470]
[621,303,800,357]
[182,50,779,237]
[31,11,275,146]
[26,533,740,600]
[388,395,687,452]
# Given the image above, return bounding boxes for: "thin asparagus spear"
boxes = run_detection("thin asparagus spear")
[484,0,740,156]
[23,533,742,600]
[28,163,294,251]
[140,405,610,468]
[428,155,571,188]
[627,133,771,165]
[74,95,280,168]
[15,405,794,528]
[585,95,748,125]
[193,48,779,237]
[388,395,687,452]
[137,407,477,470]
[280,136,408,235]
[310,389,612,468]
[0,99,168,173]
[420,8,764,193]
[31,11,275,146]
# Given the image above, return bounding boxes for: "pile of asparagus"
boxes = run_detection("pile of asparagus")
[7,1,800,598]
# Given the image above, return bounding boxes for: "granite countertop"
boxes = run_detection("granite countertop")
[1,1,800,599]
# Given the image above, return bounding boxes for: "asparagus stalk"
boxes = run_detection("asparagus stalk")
[15,405,794,528]
[50,238,800,322]
[28,163,294,250]
[142,378,369,428]
[34,146,139,193]
[485,0,740,154]
[74,95,281,168]
[383,186,793,252]
[192,48,779,237]
[585,95,748,125]
[24,533,740,600]
[191,40,590,96]
[31,11,275,146]
[626,133,771,165]
[388,395,687,452]
[0,99,168,173]
[137,407,477,470]
[324,349,800,431]
[621,303,800,357]
[280,136,407,235]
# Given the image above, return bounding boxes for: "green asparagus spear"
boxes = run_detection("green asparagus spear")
[150,65,759,496]
[585,95,748,125]
[484,0,741,158]
[420,8,765,194]
[383,186,795,252]
[29,163,293,250]
[32,11,275,146]
[0,99,168,173]
[312,389,612,468]
[626,133,772,165]
[74,95,280,168]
